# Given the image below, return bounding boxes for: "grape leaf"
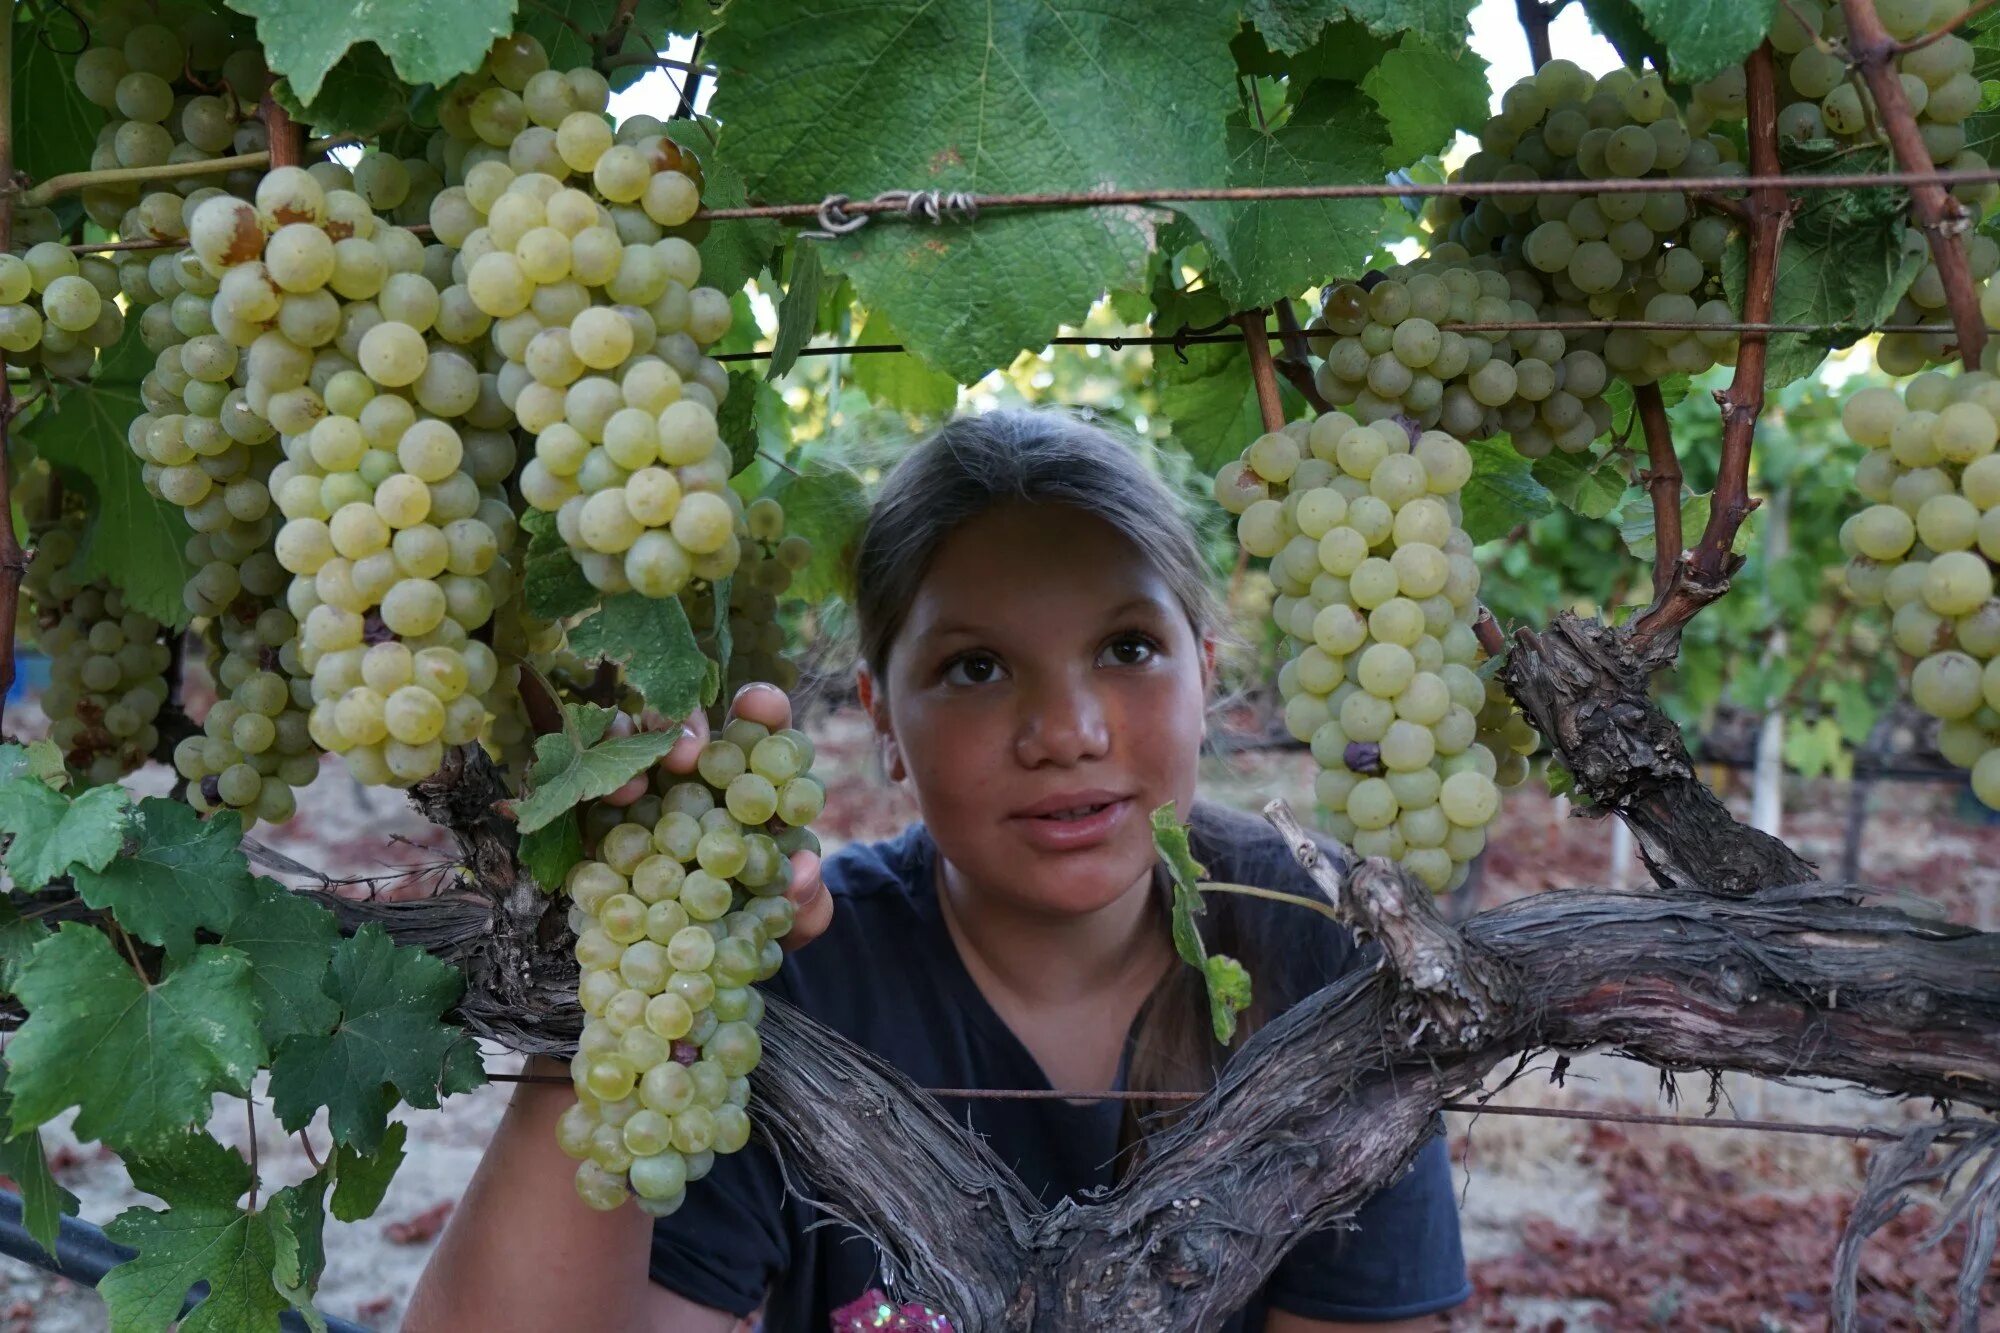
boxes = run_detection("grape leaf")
[1578,0,1669,71]
[0,1062,78,1262]
[21,330,196,628]
[520,509,598,622]
[1622,491,1713,558]
[510,703,683,834]
[663,119,782,298]
[1243,0,1473,55]
[267,1174,330,1317]
[518,812,584,893]
[0,902,47,996]
[517,0,694,85]
[706,0,1240,382]
[1628,0,1776,83]
[221,0,513,102]
[12,10,100,187]
[1463,438,1555,543]
[766,243,824,382]
[219,877,342,1048]
[0,740,68,788]
[568,591,715,720]
[1151,804,1250,1044]
[268,926,484,1151]
[329,1120,406,1223]
[761,457,869,605]
[1533,449,1629,522]
[1181,82,1388,311]
[7,927,264,1150]
[0,777,130,891]
[850,310,960,417]
[101,1133,314,1333]
[270,44,407,138]
[73,801,256,960]
[716,368,763,477]
[1362,38,1490,168]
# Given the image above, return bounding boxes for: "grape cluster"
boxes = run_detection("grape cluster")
[1216,415,1535,892]
[422,43,742,600]
[1307,257,1615,458]
[556,718,825,1214]
[1688,0,1998,374]
[0,244,127,380]
[683,498,813,704]
[1837,372,2000,805]
[24,519,175,787]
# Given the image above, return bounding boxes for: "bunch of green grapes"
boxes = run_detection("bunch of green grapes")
[1687,0,1997,374]
[682,498,813,705]
[418,43,741,598]
[1306,256,1616,457]
[1214,415,1535,892]
[23,518,175,787]
[69,3,269,239]
[0,244,127,380]
[1836,371,2000,805]
[555,718,825,1214]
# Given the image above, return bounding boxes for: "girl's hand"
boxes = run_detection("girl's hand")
[600,683,834,952]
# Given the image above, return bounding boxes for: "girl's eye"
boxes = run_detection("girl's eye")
[1099,635,1158,668]
[943,653,1005,686]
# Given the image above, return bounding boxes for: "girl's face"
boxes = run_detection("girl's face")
[862,502,1210,919]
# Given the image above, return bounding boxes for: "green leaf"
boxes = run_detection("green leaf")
[20,331,196,628]
[518,813,584,894]
[73,801,256,960]
[517,0,692,84]
[266,1173,330,1317]
[1621,491,1713,557]
[663,119,783,297]
[270,44,408,139]
[8,928,264,1150]
[1463,438,1555,543]
[1244,0,1473,54]
[1363,38,1490,169]
[268,926,483,1151]
[0,902,48,997]
[512,703,682,834]
[1533,449,1628,521]
[12,11,101,187]
[568,592,715,719]
[1543,758,1576,800]
[329,1120,406,1223]
[1628,0,1776,83]
[704,573,734,686]
[761,457,870,604]
[0,740,69,789]
[1182,81,1388,310]
[0,777,130,891]
[767,243,824,382]
[850,310,960,416]
[221,0,513,102]
[707,0,1241,381]
[101,1133,307,1333]
[219,877,342,1048]
[0,1062,78,1262]
[716,369,763,477]
[1578,0,1669,70]
[1151,803,1250,1044]
[1722,145,1923,389]
[520,509,598,622]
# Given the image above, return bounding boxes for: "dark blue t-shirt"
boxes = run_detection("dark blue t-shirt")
[649,801,1471,1329]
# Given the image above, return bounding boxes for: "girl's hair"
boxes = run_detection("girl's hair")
[849,407,1297,1167]
[851,407,1221,680]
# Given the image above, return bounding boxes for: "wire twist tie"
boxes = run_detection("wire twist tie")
[800,189,981,240]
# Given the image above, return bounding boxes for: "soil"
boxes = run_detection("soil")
[2,708,1996,1331]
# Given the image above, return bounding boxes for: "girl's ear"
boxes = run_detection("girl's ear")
[1200,634,1220,691]
[854,663,907,783]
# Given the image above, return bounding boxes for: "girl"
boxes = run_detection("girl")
[406,409,1469,1332]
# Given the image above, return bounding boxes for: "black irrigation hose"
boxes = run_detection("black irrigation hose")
[0,1189,375,1333]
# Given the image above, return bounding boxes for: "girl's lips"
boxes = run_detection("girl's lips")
[1007,796,1134,852]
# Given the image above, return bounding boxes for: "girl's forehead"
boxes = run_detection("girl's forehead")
[899,506,1177,634]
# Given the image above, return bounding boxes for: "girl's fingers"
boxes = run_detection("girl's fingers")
[778,849,832,952]
[659,707,711,776]
[729,682,792,734]
[600,771,650,807]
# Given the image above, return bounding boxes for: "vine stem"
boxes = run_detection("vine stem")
[19,152,271,207]
[1238,309,1285,432]
[1627,43,1793,658]
[1270,302,1330,413]
[1514,0,1553,68]
[1197,880,1342,924]
[1842,0,1988,369]
[1634,383,1683,606]
[0,3,24,732]
[1896,0,2000,51]
[260,89,301,171]
[595,0,641,61]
